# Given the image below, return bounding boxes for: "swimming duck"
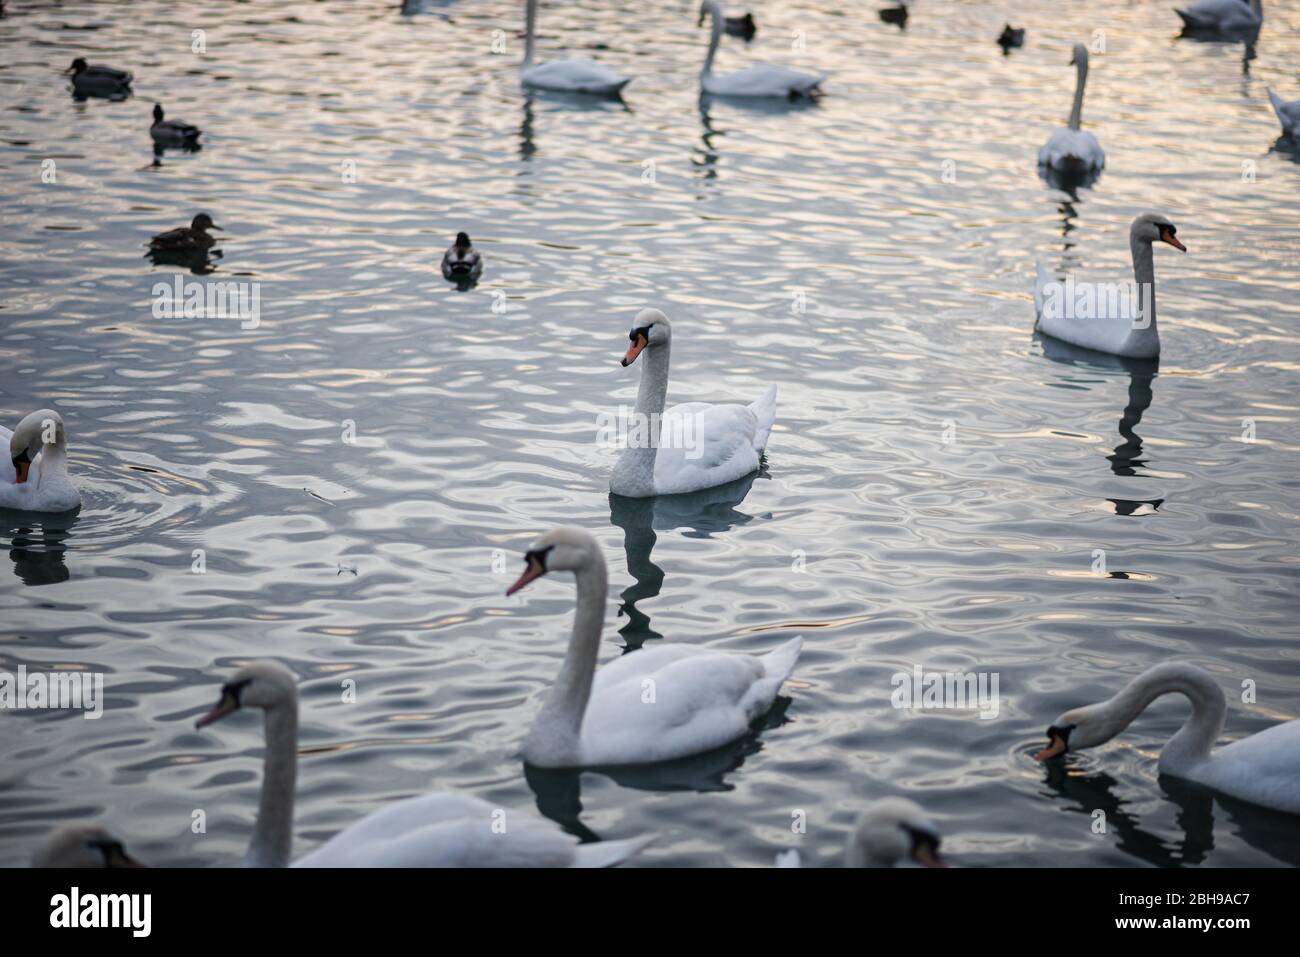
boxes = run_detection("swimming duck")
[441,232,483,281]
[149,213,222,252]
[67,57,132,96]
[698,9,757,40]
[878,4,909,28]
[150,103,202,146]
[998,25,1025,50]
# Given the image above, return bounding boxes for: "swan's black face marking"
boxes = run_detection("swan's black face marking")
[904,827,944,867]
[1156,223,1186,251]
[1035,723,1074,761]
[507,545,554,596]
[12,448,31,484]
[622,325,653,367]
[196,677,252,728]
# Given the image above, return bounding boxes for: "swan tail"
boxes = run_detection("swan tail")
[760,635,802,684]
[571,834,655,868]
[1267,89,1291,134]
[748,384,778,451]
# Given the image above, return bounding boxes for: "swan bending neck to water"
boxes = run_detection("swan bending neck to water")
[1038,43,1104,172]
[611,308,777,497]
[1268,88,1300,141]
[1034,213,1186,359]
[698,0,825,98]
[196,660,651,866]
[1034,662,1300,814]
[776,798,946,868]
[0,409,81,512]
[520,0,631,95]
[507,527,801,768]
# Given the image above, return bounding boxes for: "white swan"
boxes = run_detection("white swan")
[698,1,825,99]
[519,0,630,95]
[1267,87,1300,141]
[0,409,81,512]
[196,661,653,867]
[32,823,143,868]
[507,527,801,768]
[1038,43,1105,173]
[1034,662,1300,815]
[611,308,777,498]
[1034,213,1186,359]
[775,798,946,868]
[1176,0,1263,34]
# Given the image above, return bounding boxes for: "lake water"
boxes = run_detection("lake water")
[1,0,1298,868]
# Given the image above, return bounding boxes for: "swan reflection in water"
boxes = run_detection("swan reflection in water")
[518,92,630,162]
[1039,759,1300,867]
[608,470,763,653]
[0,510,78,585]
[1036,334,1164,516]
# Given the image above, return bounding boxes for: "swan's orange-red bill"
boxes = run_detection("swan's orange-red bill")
[621,335,647,367]
[1033,735,1067,762]
[506,556,545,596]
[195,697,237,729]
[13,460,29,484]
[914,845,948,868]
[1160,228,1186,252]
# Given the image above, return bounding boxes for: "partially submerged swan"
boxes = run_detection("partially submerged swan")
[1038,43,1104,173]
[0,409,81,512]
[1035,662,1300,815]
[698,1,825,98]
[1034,213,1186,359]
[1176,0,1263,34]
[196,661,651,866]
[507,527,801,768]
[612,308,777,497]
[776,799,946,868]
[520,0,630,95]
[441,232,483,281]
[32,823,143,868]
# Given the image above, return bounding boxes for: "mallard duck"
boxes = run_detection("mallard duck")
[150,103,202,145]
[149,213,222,252]
[67,57,132,96]
[998,24,1025,50]
[722,12,757,40]
[441,232,483,281]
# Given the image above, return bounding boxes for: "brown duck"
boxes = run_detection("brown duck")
[149,214,222,252]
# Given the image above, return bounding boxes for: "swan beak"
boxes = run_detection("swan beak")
[1159,228,1186,252]
[195,694,238,729]
[109,847,146,868]
[12,456,30,484]
[506,555,546,596]
[913,845,948,868]
[622,334,647,367]
[1033,734,1068,762]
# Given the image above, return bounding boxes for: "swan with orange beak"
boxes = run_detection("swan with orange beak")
[1,409,81,512]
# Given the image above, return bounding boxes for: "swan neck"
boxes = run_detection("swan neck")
[1068,55,1087,131]
[1111,666,1226,770]
[611,341,669,497]
[1130,234,1158,340]
[702,2,722,77]
[535,553,607,757]
[524,0,536,67]
[247,703,297,868]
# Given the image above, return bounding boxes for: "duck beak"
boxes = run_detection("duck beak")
[209,224,223,231]
[1159,227,1185,252]
[1033,734,1068,762]
[621,333,647,367]
[506,554,546,596]
[195,692,238,729]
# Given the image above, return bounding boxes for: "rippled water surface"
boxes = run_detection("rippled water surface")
[2,0,1299,868]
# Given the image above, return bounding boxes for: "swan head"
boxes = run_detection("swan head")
[696,2,718,28]
[33,823,144,868]
[506,526,600,595]
[196,660,297,728]
[621,308,671,367]
[1131,213,1186,252]
[9,409,65,484]
[1069,43,1088,67]
[846,798,946,868]
[1034,696,1129,760]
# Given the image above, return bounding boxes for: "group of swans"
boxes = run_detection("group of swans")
[519,0,823,100]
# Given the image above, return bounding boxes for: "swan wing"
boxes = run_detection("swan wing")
[705,64,825,98]
[1267,88,1300,138]
[651,401,762,494]
[1038,128,1105,170]
[521,59,630,94]
[1191,720,1300,814]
